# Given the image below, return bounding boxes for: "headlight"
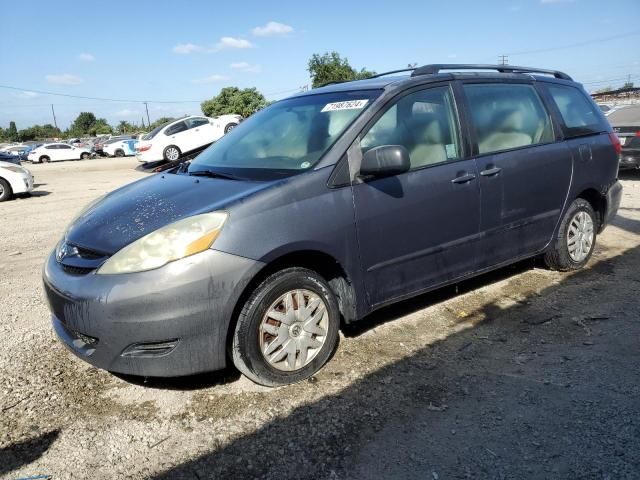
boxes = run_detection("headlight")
[96,212,228,275]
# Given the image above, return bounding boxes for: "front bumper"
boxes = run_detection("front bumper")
[601,180,623,232]
[43,249,264,377]
[13,172,34,194]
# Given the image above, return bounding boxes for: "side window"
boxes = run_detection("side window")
[546,84,606,137]
[165,121,187,136]
[360,86,461,169]
[45,145,55,149]
[463,83,553,155]
[186,118,210,129]
[59,144,71,149]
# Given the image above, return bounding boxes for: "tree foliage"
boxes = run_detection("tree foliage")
[308,51,376,88]
[147,117,175,131]
[7,121,18,141]
[622,81,634,90]
[201,87,267,118]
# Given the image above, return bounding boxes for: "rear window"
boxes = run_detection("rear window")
[546,84,607,137]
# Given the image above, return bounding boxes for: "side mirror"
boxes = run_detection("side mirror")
[359,145,411,177]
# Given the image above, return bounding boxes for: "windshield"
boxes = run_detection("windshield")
[188,90,380,180]
[144,121,171,140]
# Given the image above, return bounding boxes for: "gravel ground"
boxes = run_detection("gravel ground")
[1,157,639,480]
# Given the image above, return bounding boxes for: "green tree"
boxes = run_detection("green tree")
[622,81,634,90]
[307,51,376,88]
[201,87,267,118]
[147,117,175,130]
[7,121,18,141]
[69,112,98,136]
[94,118,113,135]
[117,120,137,134]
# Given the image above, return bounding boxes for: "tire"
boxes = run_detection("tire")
[114,150,124,158]
[0,178,12,202]
[40,156,50,163]
[163,145,181,162]
[224,123,238,134]
[81,152,90,160]
[544,198,597,271]
[232,267,340,387]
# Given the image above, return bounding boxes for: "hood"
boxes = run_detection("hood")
[66,172,274,254]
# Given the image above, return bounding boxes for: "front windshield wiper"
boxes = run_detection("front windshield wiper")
[188,169,242,181]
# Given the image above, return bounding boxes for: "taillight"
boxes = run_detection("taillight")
[137,144,152,152]
[609,133,622,155]
[635,131,640,137]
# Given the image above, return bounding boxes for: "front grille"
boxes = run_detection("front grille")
[62,265,94,275]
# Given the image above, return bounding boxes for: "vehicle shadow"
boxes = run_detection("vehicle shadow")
[113,368,241,391]
[150,240,640,478]
[0,429,59,477]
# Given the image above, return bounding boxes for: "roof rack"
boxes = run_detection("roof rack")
[411,64,572,81]
[370,68,417,78]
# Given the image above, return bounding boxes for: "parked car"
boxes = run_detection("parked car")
[44,64,621,386]
[28,143,93,163]
[136,115,242,163]
[0,151,22,165]
[608,104,640,170]
[1,145,28,160]
[95,135,133,156]
[103,138,138,157]
[0,160,34,201]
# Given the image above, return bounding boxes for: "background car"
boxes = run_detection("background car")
[136,114,242,164]
[0,160,34,202]
[1,144,32,161]
[27,143,93,163]
[103,138,138,157]
[0,151,22,165]
[608,105,640,170]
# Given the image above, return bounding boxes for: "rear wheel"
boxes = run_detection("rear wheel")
[114,149,124,158]
[224,123,238,134]
[231,267,340,386]
[81,152,90,160]
[39,156,50,163]
[163,145,181,162]
[544,198,597,271]
[0,178,12,202]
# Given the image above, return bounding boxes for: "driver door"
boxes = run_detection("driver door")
[351,84,482,307]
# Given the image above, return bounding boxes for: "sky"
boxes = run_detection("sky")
[1,0,639,130]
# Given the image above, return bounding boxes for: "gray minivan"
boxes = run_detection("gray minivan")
[44,64,622,386]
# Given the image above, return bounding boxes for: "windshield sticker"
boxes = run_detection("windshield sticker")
[300,161,311,168]
[321,100,369,112]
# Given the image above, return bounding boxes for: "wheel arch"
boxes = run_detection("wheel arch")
[225,249,357,355]
[576,187,606,231]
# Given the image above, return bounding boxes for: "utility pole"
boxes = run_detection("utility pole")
[499,54,509,66]
[51,104,58,130]
[143,102,151,126]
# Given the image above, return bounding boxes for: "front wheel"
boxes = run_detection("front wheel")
[81,152,90,160]
[40,156,50,163]
[231,268,340,386]
[544,198,597,271]
[0,178,12,202]
[114,149,124,158]
[224,123,238,134]
[163,145,181,162]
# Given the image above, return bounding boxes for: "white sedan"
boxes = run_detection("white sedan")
[136,114,242,163]
[28,143,93,163]
[0,161,34,202]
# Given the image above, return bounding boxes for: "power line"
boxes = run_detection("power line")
[506,30,640,57]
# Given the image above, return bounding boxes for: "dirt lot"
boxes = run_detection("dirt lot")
[1,157,639,479]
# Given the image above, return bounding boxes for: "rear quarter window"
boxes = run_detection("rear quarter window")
[546,84,607,138]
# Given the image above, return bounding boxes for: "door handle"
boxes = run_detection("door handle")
[480,167,502,177]
[451,173,476,184]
